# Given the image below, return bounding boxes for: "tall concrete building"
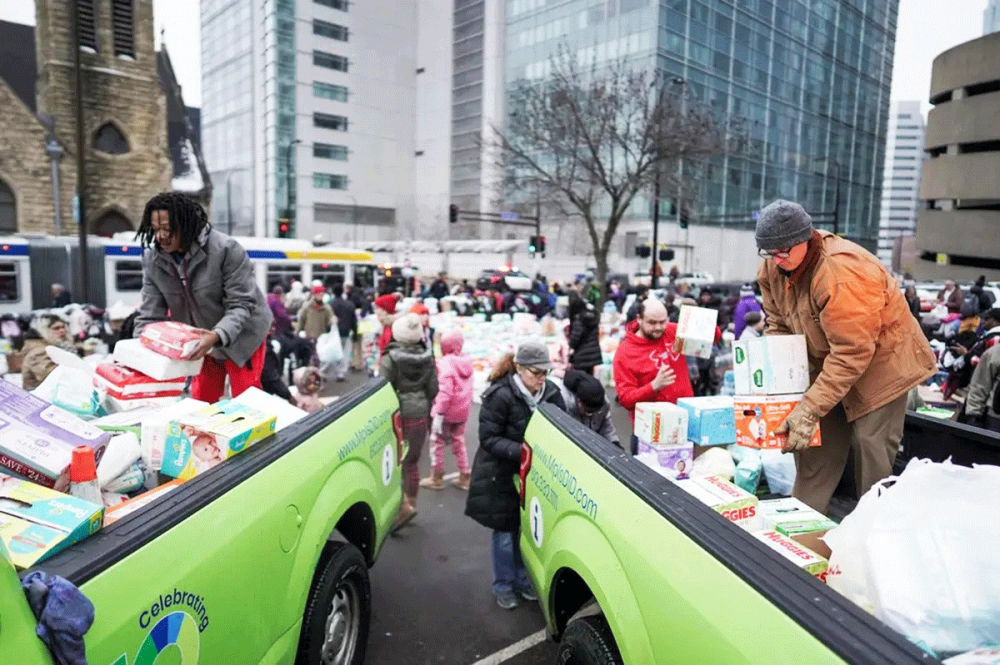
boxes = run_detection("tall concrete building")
[504,0,899,264]
[877,101,924,268]
[916,31,1000,281]
[985,0,1000,35]
[201,0,420,242]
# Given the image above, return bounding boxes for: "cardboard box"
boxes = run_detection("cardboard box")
[734,394,821,450]
[0,474,104,569]
[140,399,209,471]
[759,498,837,559]
[636,441,693,479]
[752,530,829,581]
[113,339,204,382]
[139,321,203,360]
[732,335,810,395]
[104,479,185,526]
[94,363,186,401]
[161,402,277,480]
[674,305,718,359]
[674,475,762,531]
[634,402,688,445]
[677,396,736,446]
[227,387,307,433]
[0,382,111,490]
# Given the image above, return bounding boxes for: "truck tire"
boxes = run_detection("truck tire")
[297,542,371,665]
[557,615,623,665]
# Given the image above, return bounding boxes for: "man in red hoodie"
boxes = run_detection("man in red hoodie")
[613,299,694,454]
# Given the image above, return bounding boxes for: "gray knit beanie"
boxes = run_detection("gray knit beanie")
[755,200,814,250]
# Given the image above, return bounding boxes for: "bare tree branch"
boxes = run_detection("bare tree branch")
[482,50,747,300]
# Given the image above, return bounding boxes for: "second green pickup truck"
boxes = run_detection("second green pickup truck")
[519,404,1000,665]
[1,378,403,665]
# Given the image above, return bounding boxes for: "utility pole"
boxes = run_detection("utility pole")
[284,139,301,236]
[650,168,660,284]
[71,5,89,301]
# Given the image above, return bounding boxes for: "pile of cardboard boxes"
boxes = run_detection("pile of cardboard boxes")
[0,322,299,569]
[634,316,834,582]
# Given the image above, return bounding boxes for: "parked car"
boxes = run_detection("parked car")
[476,267,533,292]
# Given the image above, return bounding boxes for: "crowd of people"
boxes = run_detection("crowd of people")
[7,191,1000,615]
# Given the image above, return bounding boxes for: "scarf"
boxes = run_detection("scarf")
[786,231,823,289]
[513,374,543,411]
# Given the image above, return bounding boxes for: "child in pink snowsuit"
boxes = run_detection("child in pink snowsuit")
[420,329,473,490]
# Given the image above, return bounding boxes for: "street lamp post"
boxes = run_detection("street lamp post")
[650,77,686,283]
[813,157,841,236]
[285,139,302,235]
[45,137,63,235]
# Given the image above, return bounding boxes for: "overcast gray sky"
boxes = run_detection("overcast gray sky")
[0,0,989,113]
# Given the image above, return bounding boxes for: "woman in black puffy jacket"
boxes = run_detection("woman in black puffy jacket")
[568,294,602,375]
[465,341,565,610]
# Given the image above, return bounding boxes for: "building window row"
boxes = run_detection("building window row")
[314,143,348,160]
[315,0,349,11]
[314,81,349,101]
[314,112,349,131]
[314,173,349,189]
[314,19,349,41]
[314,51,349,72]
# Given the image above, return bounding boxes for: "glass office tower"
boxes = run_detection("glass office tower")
[505,0,898,250]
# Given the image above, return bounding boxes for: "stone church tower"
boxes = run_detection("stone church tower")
[34,0,171,235]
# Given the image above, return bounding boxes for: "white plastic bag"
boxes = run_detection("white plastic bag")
[827,458,1000,652]
[760,450,796,496]
[315,332,344,366]
[691,446,736,481]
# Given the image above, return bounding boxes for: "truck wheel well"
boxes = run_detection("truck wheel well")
[551,567,596,637]
[327,502,376,568]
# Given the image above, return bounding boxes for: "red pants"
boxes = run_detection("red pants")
[190,343,266,404]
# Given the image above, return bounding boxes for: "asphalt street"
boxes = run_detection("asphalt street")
[325,371,635,665]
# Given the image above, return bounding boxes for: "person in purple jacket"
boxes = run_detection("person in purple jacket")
[267,285,294,336]
[732,282,762,339]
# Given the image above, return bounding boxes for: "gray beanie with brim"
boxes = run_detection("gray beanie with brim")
[755,200,814,250]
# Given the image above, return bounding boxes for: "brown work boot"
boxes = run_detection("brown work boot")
[419,470,445,490]
[452,472,471,491]
[391,497,417,534]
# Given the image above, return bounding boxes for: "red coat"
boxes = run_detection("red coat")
[612,320,694,421]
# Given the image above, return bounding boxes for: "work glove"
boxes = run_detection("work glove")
[776,401,820,453]
[431,415,444,436]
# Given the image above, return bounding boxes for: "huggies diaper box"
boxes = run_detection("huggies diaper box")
[673,474,762,531]
[634,402,688,445]
[139,321,203,360]
[752,530,829,581]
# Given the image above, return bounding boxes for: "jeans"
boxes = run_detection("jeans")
[491,530,530,596]
[400,417,429,499]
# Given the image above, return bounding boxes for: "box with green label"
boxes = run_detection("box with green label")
[760,497,837,558]
[733,335,810,396]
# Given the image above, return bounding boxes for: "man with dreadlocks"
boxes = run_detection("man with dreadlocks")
[134,192,273,402]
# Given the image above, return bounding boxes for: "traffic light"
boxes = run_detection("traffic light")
[538,236,546,253]
[659,248,675,261]
[449,204,459,223]
[679,211,689,230]
[278,218,290,238]
[528,235,539,254]
[635,245,651,258]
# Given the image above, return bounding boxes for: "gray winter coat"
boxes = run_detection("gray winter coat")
[135,228,272,368]
[379,341,438,419]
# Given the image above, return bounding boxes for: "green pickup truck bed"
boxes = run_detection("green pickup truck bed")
[519,405,1000,665]
[0,378,403,665]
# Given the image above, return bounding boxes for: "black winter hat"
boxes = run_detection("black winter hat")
[564,369,605,410]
